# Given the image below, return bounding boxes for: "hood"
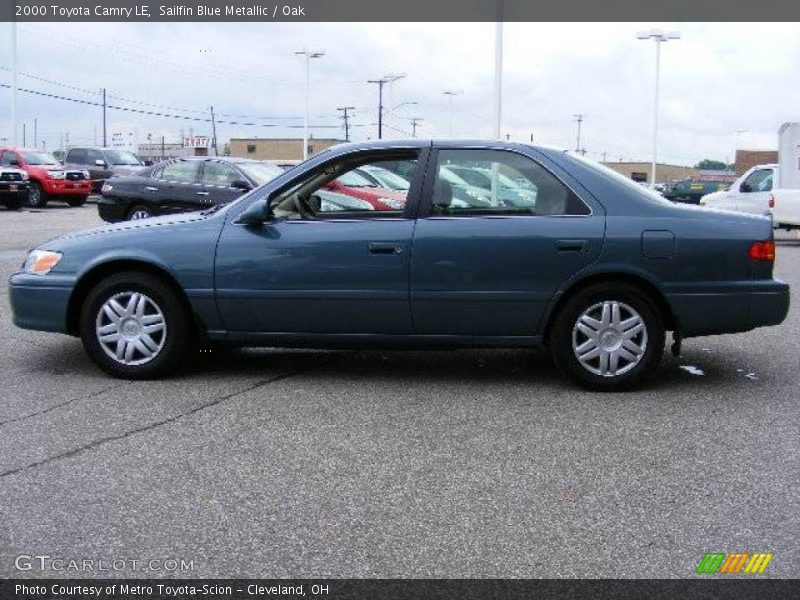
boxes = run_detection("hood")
[45,211,208,246]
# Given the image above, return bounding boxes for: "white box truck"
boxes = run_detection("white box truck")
[700,122,800,229]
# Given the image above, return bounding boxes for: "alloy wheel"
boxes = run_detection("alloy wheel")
[572,300,648,377]
[95,291,167,365]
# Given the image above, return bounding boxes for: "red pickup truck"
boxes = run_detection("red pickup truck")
[0,147,92,208]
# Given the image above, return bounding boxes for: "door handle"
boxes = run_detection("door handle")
[144,186,158,192]
[369,242,403,255]
[197,191,210,196]
[555,239,587,252]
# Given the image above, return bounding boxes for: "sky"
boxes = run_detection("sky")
[0,21,798,166]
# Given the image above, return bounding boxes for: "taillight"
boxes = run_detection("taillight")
[749,240,775,261]
[768,194,775,209]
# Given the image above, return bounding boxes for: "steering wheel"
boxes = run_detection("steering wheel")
[291,193,318,220]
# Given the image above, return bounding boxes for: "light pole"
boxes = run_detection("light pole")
[492,20,503,140]
[295,49,325,160]
[11,21,18,146]
[637,29,680,187]
[443,90,461,136]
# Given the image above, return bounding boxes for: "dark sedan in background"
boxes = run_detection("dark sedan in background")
[662,179,730,204]
[97,157,284,222]
[10,140,789,391]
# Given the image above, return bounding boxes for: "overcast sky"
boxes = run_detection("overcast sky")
[0,21,798,165]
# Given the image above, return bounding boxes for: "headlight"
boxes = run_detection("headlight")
[82,170,91,179]
[379,198,405,209]
[24,250,62,275]
[47,170,66,180]
[20,171,29,181]
[101,183,113,194]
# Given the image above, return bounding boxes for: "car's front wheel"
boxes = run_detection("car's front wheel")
[79,272,190,379]
[550,283,665,391]
[27,182,48,208]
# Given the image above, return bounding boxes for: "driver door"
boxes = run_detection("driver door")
[214,148,427,336]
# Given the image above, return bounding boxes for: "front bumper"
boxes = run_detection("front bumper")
[41,179,92,196]
[9,272,75,334]
[0,183,29,201]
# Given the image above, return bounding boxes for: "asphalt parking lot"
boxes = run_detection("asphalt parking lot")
[0,203,798,579]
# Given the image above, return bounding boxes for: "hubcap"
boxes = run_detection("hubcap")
[95,291,167,366]
[29,186,41,205]
[572,301,647,377]
[129,209,151,220]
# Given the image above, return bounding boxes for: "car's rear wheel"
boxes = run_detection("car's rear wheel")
[550,283,665,391]
[66,195,88,207]
[27,182,47,208]
[127,204,153,220]
[79,272,190,379]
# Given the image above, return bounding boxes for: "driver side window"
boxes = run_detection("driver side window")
[271,152,418,220]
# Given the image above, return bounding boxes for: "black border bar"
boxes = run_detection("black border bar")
[2,579,800,600]
[5,0,800,22]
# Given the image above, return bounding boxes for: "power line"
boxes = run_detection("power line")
[0,82,345,129]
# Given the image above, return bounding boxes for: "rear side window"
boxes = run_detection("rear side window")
[67,149,87,163]
[431,149,590,217]
[157,161,199,184]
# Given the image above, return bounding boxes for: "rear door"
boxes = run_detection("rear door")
[149,160,203,213]
[198,160,247,207]
[410,146,605,338]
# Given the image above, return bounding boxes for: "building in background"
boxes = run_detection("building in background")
[137,135,217,164]
[601,161,697,184]
[735,150,779,176]
[230,137,344,162]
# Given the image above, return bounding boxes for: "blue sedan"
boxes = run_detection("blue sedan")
[9,140,790,390]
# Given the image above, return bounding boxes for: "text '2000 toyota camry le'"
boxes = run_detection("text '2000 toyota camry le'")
[9,140,790,391]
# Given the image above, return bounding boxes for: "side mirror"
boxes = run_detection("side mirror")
[236,198,271,226]
[231,180,252,191]
[740,182,751,193]
[95,159,107,167]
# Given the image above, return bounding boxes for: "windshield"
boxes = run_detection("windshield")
[103,150,142,166]
[566,152,670,204]
[20,151,59,165]
[238,162,284,186]
[361,166,410,191]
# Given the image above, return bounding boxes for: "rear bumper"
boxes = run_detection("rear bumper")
[9,272,75,334]
[41,179,91,196]
[668,280,790,337]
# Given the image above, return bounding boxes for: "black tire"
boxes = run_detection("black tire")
[79,271,190,379]
[126,204,154,221]
[66,195,88,207]
[27,182,48,208]
[4,195,24,210]
[549,283,665,391]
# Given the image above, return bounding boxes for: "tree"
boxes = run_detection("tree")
[694,159,731,171]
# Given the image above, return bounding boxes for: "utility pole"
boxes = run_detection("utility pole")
[368,75,405,140]
[33,118,37,148]
[410,117,423,138]
[602,151,607,162]
[336,106,355,141]
[210,105,219,156]
[161,135,165,158]
[492,19,504,140]
[22,122,26,147]
[102,87,107,147]
[573,114,585,153]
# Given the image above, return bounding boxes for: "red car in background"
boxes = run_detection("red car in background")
[0,148,91,208]
[324,169,407,210]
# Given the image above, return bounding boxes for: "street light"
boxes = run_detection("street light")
[443,90,462,136]
[295,49,325,160]
[637,29,680,187]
